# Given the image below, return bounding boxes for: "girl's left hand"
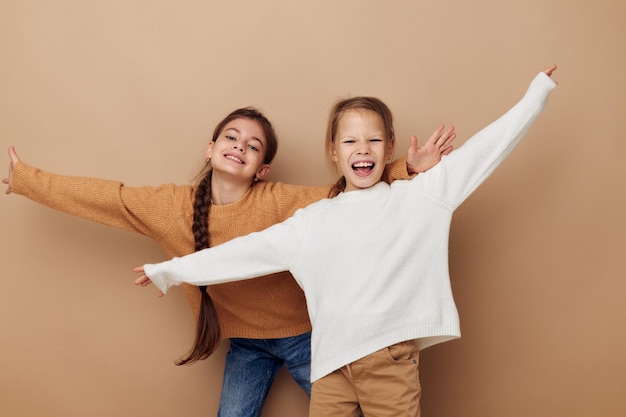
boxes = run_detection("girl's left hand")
[133,266,164,297]
[406,124,456,174]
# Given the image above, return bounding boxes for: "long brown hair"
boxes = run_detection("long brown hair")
[175,107,278,366]
[325,97,395,197]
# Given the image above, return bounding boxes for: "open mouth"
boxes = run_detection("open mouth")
[352,161,374,177]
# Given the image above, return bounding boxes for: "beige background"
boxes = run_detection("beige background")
[1,1,624,416]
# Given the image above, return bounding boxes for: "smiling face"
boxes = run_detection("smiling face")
[206,117,271,182]
[331,109,395,192]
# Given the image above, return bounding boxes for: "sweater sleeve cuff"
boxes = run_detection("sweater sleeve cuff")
[143,263,174,295]
[11,161,37,196]
[530,71,558,97]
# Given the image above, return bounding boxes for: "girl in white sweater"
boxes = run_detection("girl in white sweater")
[135,66,558,417]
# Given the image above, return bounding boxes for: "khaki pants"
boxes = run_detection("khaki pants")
[310,340,421,417]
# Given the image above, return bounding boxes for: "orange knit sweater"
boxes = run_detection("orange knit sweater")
[12,159,409,339]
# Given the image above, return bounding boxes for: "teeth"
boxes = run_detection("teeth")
[226,155,243,163]
[353,162,373,168]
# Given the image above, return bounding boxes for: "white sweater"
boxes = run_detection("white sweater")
[145,72,556,382]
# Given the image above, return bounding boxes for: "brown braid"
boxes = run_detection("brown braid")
[175,170,220,366]
[175,107,279,366]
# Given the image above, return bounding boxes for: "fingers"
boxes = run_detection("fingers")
[4,146,19,195]
[3,179,11,195]
[134,275,152,286]
[133,266,152,287]
[543,65,557,76]
[439,126,456,147]
[428,125,456,151]
[411,124,456,158]
[133,268,163,297]
[8,146,19,164]
[135,275,163,297]
[425,124,445,145]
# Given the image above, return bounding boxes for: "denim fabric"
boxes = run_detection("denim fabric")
[217,332,311,417]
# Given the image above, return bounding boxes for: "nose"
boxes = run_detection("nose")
[356,141,371,154]
[233,142,244,152]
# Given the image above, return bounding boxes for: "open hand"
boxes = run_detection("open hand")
[406,124,456,174]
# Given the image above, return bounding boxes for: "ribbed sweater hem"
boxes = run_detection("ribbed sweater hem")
[220,322,313,340]
[310,321,461,382]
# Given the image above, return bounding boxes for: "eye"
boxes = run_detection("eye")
[225,135,236,141]
[370,138,383,143]
[342,139,355,144]
[248,144,259,152]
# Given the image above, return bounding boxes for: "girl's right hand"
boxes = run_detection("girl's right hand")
[2,146,20,195]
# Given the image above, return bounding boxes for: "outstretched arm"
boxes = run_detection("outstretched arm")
[2,146,20,194]
[405,65,556,175]
[419,66,558,207]
[132,207,307,296]
[1,147,186,240]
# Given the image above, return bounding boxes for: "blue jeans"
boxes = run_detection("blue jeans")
[217,332,312,417]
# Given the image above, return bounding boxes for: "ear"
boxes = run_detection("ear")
[205,141,215,161]
[331,147,339,162]
[255,164,271,181]
[386,137,396,162]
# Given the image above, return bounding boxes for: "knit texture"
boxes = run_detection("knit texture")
[144,72,556,381]
[12,155,411,339]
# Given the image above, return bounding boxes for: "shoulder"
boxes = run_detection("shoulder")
[248,180,334,216]
[253,180,332,198]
